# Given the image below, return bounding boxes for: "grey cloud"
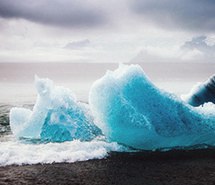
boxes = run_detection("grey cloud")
[0,0,106,28]
[181,36,214,51]
[64,39,90,50]
[130,50,169,63]
[181,35,215,60]
[131,35,215,63]
[131,0,215,32]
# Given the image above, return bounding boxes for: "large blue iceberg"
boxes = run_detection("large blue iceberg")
[89,64,215,150]
[10,76,101,142]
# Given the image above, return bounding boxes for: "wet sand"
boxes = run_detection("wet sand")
[1,149,215,185]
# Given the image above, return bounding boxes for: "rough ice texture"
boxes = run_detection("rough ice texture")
[89,64,215,150]
[10,76,101,142]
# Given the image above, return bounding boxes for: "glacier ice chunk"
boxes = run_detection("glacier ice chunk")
[10,76,101,142]
[89,64,215,150]
[182,75,215,106]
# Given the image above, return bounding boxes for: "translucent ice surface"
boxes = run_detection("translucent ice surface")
[89,64,215,150]
[10,76,101,142]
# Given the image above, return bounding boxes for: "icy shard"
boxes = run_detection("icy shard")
[10,76,101,142]
[183,75,215,107]
[89,64,215,150]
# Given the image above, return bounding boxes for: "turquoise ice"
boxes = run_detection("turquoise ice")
[10,76,101,142]
[9,65,215,150]
[89,64,215,150]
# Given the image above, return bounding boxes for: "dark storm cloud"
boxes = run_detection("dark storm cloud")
[0,0,106,28]
[131,0,215,32]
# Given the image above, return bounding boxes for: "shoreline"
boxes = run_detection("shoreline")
[1,149,215,185]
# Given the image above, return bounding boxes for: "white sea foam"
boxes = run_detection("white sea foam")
[0,137,123,166]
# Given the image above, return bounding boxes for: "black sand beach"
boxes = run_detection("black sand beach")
[1,149,215,185]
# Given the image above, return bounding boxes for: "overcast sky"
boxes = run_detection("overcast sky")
[0,0,215,63]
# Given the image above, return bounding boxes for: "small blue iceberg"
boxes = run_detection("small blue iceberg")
[10,76,101,142]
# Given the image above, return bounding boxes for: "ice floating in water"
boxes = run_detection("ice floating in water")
[10,76,101,142]
[89,64,215,150]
